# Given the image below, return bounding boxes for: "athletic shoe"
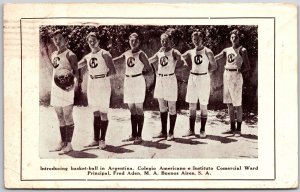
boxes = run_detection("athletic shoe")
[234,131,241,136]
[49,141,66,152]
[134,137,143,144]
[153,132,167,139]
[199,131,207,138]
[58,143,73,155]
[222,129,235,134]
[167,134,175,141]
[99,140,106,150]
[122,135,136,142]
[182,130,195,137]
[84,140,99,148]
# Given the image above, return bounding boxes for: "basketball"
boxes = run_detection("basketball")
[54,68,74,91]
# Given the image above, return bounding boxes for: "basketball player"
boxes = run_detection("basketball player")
[215,29,250,136]
[149,32,186,141]
[182,30,217,138]
[78,32,116,149]
[113,33,153,144]
[49,29,78,155]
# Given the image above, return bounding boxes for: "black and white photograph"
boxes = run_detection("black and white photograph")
[39,24,258,159]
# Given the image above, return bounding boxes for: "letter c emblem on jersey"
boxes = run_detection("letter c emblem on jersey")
[52,57,60,68]
[160,56,168,67]
[127,57,135,67]
[89,58,98,68]
[228,53,235,63]
[194,55,203,65]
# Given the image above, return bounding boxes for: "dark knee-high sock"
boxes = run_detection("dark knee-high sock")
[66,124,74,142]
[137,115,144,137]
[93,116,101,141]
[236,122,242,131]
[59,126,66,142]
[200,116,207,132]
[169,114,177,135]
[189,116,196,132]
[160,112,168,135]
[100,120,108,141]
[231,121,236,131]
[131,115,137,137]
[236,106,242,131]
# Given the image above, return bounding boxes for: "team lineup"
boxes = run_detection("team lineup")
[47,28,250,155]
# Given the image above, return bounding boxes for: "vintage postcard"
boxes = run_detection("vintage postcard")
[4,3,298,189]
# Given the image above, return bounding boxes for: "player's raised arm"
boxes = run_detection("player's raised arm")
[172,49,187,68]
[149,53,158,64]
[139,51,153,75]
[77,56,87,69]
[67,51,79,81]
[181,50,190,60]
[181,50,191,69]
[206,48,217,72]
[103,51,116,76]
[214,49,226,61]
[112,53,125,64]
[240,47,251,73]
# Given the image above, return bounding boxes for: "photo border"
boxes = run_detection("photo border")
[21,16,275,182]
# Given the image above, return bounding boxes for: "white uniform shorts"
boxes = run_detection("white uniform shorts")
[186,74,210,105]
[124,75,146,104]
[87,77,111,113]
[223,70,243,106]
[154,75,178,102]
[50,81,74,107]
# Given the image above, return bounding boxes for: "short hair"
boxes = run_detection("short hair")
[230,29,244,39]
[86,32,100,41]
[165,28,175,36]
[160,33,169,39]
[191,30,205,39]
[51,29,68,39]
[129,32,139,40]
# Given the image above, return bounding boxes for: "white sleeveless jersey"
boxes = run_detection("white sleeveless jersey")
[85,49,109,76]
[157,49,176,74]
[124,50,145,75]
[51,49,74,73]
[225,46,243,69]
[190,47,210,73]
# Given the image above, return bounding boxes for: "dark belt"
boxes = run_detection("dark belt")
[90,74,107,79]
[125,73,142,78]
[225,68,239,72]
[158,73,175,77]
[190,72,207,75]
